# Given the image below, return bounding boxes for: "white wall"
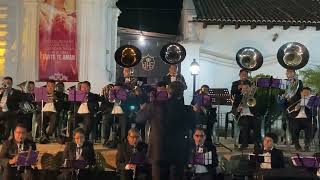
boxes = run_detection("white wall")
[180,0,320,104]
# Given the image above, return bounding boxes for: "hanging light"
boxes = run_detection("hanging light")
[189,59,200,75]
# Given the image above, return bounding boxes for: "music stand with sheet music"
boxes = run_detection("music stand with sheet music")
[17,150,39,167]
[68,90,86,133]
[34,87,48,138]
[209,88,232,152]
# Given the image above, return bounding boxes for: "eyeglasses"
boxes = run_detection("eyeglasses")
[194,134,205,137]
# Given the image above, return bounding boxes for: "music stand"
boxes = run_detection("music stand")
[61,159,87,180]
[209,88,232,152]
[34,87,48,138]
[68,89,86,135]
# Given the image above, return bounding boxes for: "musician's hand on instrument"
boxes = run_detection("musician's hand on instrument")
[192,105,199,112]
[125,164,136,170]
[9,155,18,165]
[140,103,147,110]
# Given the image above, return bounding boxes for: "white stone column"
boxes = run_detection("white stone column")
[78,0,120,93]
[16,0,38,83]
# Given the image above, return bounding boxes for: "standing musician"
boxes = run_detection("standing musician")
[74,81,100,139]
[233,80,260,150]
[162,64,187,90]
[192,85,216,144]
[36,80,66,143]
[117,67,138,90]
[100,84,115,147]
[231,69,249,114]
[280,69,304,143]
[289,87,314,151]
[0,123,37,180]
[58,128,96,180]
[0,76,24,141]
[116,128,149,180]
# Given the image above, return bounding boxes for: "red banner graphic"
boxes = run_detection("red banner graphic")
[38,0,78,81]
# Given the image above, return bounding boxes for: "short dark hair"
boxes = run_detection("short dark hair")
[194,127,205,134]
[264,132,278,143]
[201,85,209,89]
[81,81,91,87]
[15,123,27,130]
[28,81,35,85]
[47,79,55,85]
[3,76,13,82]
[73,128,85,136]
[302,87,312,92]
[239,69,249,74]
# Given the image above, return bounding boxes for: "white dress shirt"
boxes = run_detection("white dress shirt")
[78,103,90,114]
[0,91,9,112]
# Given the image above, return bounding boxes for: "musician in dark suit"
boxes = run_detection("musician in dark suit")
[233,80,261,150]
[136,81,194,180]
[74,81,101,139]
[0,123,37,180]
[117,67,137,90]
[253,132,284,169]
[58,128,96,180]
[19,81,35,134]
[162,64,187,90]
[187,128,218,180]
[289,87,314,151]
[116,128,149,180]
[0,76,24,141]
[36,80,67,142]
[231,69,249,114]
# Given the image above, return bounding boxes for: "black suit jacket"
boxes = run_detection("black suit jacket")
[136,98,194,163]
[162,74,187,90]
[254,147,285,169]
[116,141,148,172]
[36,91,68,112]
[0,88,24,112]
[74,92,101,115]
[63,141,96,166]
[190,142,219,174]
[0,139,36,167]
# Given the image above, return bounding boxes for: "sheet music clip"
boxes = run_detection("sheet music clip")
[16,150,39,166]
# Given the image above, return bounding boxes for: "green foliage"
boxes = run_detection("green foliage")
[300,66,320,93]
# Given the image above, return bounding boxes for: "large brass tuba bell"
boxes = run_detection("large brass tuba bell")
[114,45,142,68]
[277,42,309,70]
[236,47,263,71]
[160,42,186,64]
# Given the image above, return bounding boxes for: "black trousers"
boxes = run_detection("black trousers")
[37,112,57,137]
[75,113,91,138]
[238,115,260,147]
[103,112,113,142]
[0,111,18,140]
[57,169,91,180]
[152,160,184,180]
[2,167,34,180]
[292,118,312,146]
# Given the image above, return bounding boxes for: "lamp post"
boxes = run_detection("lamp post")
[189,59,200,95]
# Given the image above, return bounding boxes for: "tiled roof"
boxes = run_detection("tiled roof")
[193,0,320,29]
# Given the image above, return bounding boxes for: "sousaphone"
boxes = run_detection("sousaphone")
[236,47,263,71]
[114,45,142,68]
[160,42,186,64]
[277,42,309,70]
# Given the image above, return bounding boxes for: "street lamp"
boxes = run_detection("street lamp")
[189,58,200,95]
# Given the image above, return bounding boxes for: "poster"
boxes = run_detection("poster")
[38,0,77,81]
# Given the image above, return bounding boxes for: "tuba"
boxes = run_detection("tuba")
[277,42,309,103]
[114,45,142,68]
[235,47,263,108]
[160,42,186,64]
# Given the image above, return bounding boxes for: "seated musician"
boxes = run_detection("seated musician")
[36,80,66,143]
[0,123,37,180]
[191,85,216,144]
[58,128,96,180]
[253,132,284,169]
[290,87,314,151]
[116,128,149,180]
[187,127,218,180]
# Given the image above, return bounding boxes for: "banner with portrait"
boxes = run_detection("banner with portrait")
[38,0,78,81]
